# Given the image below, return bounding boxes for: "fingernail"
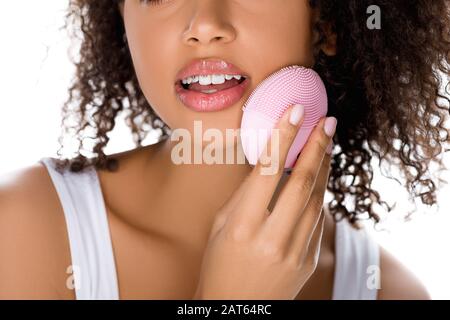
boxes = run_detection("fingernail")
[289,104,304,126]
[326,141,333,154]
[324,117,337,137]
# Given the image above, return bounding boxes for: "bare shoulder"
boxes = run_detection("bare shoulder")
[378,245,431,300]
[0,162,75,299]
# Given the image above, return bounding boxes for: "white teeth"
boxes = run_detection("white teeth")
[199,75,212,86]
[182,76,198,85]
[181,74,245,86]
[212,74,226,85]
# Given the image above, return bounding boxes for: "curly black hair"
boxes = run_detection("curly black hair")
[55,0,450,226]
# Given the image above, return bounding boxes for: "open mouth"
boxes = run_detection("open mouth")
[179,76,247,94]
[174,75,250,112]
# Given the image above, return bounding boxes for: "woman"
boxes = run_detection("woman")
[1,0,448,299]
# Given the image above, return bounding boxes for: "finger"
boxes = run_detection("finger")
[300,209,325,269]
[227,104,306,229]
[289,152,331,254]
[266,117,336,245]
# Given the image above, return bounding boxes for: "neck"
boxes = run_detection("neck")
[141,136,253,247]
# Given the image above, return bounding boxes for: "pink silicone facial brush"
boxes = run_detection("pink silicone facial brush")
[240,65,328,170]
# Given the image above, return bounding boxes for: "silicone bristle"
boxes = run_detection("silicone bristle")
[242,65,327,128]
[240,65,328,169]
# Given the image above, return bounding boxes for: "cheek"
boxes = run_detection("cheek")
[125,21,181,127]
[241,4,315,71]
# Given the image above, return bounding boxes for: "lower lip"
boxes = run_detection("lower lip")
[175,78,250,112]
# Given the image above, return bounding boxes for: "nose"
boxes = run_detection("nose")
[182,1,236,46]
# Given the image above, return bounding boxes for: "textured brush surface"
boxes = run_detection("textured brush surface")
[240,65,328,168]
[242,65,327,128]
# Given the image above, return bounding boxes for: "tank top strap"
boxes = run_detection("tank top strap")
[332,217,380,300]
[39,157,119,300]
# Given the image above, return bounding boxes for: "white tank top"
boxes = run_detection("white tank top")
[39,156,380,300]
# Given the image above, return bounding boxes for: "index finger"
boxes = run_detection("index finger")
[227,104,306,228]
[266,116,337,235]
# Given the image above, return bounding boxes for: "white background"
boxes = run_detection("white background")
[1,1,449,299]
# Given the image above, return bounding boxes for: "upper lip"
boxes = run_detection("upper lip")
[175,58,249,84]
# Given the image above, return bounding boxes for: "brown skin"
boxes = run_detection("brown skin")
[120,0,328,138]
[58,0,450,226]
[0,0,431,299]
[0,140,430,299]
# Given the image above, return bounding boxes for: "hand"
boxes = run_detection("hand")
[193,104,337,300]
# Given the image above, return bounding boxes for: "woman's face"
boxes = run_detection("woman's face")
[121,0,330,141]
